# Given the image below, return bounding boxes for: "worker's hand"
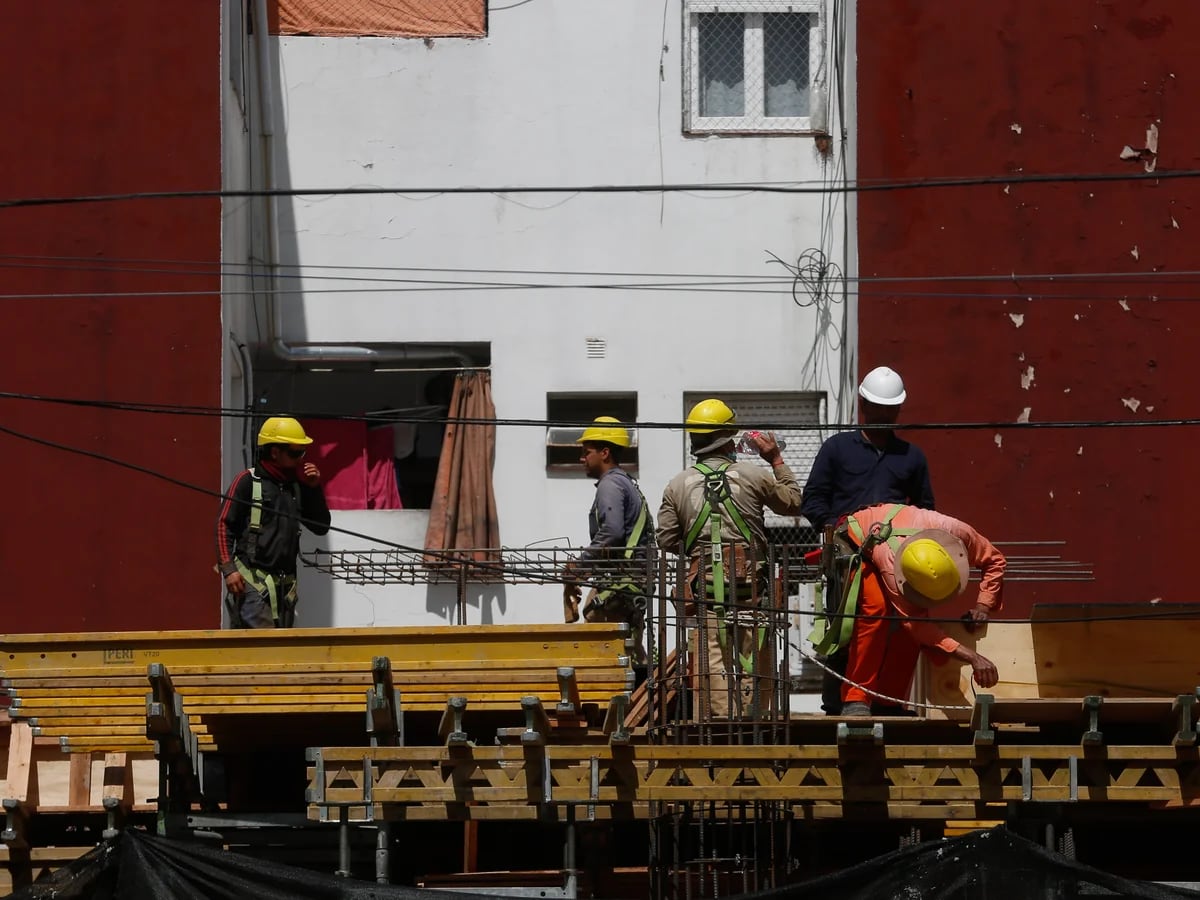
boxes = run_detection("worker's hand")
[969,651,999,689]
[967,604,990,625]
[563,584,582,623]
[300,462,322,487]
[225,571,246,596]
[746,431,783,465]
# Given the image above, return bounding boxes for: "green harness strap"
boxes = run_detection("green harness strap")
[235,472,299,624]
[808,503,918,656]
[590,488,652,610]
[684,462,765,675]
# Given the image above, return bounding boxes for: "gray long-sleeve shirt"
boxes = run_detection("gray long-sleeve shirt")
[657,454,802,558]
[581,467,654,560]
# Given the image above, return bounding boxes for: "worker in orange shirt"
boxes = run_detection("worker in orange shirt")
[810,503,1004,716]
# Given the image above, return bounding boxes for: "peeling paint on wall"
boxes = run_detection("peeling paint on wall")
[1122,397,1141,412]
[1020,365,1035,390]
[1017,407,1032,423]
[1009,313,1025,327]
[994,433,1003,448]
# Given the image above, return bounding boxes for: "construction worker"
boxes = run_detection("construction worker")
[809,503,1004,717]
[563,418,655,664]
[657,399,802,717]
[216,417,331,628]
[801,365,935,713]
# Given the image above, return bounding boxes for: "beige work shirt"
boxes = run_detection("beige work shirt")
[657,454,802,559]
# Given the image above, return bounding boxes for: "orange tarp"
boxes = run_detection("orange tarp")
[276,0,485,37]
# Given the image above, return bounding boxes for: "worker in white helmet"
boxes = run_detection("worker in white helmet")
[800,366,935,713]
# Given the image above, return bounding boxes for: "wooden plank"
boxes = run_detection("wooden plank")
[0,624,630,672]
[67,754,91,808]
[924,607,1200,714]
[1,723,34,802]
[100,752,132,807]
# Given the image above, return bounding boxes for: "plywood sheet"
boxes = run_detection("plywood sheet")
[924,605,1200,717]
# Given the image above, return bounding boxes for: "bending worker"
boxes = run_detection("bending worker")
[810,502,1004,716]
[658,399,802,717]
[801,365,936,715]
[563,418,656,664]
[216,417,331,628]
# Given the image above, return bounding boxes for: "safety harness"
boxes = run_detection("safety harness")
[583,480,652,616]
[682,461,766,673]
[231,469,300,626]
[808,503,922,656]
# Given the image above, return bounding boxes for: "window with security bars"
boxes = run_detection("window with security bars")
[684,0,824,134]
[681,391,823,545]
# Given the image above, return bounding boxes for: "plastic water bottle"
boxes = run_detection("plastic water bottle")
[737,431,787,454]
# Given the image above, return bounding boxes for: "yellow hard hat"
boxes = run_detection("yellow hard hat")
[578,416,632,448]
[257,416,313,447]
[896,533,967,605]
[685,399,737,434]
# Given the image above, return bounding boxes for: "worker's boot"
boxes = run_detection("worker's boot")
[841,701,871,717]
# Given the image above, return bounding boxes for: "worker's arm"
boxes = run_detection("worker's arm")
[799,440,835,527]
[216,472,253,595]
[939,516,1005,615]
[744,432,802,516]
[299,483,331,536]
[579,476,628,561]
[656,482,683,556]
[216,471,252,574]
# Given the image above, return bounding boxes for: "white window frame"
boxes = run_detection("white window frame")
[684,0,825,135]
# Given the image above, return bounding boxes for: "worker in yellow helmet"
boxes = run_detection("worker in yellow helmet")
[657,399,802,718]
[808,503,1005,717]
[563,418,656,664]
[216,417,331,628]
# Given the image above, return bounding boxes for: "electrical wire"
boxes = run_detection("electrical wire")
[1,167,1198,211]
[7,251,1200,288]
[0,388,1196,432]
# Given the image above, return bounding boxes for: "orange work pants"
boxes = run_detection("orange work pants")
[842,569,921,709]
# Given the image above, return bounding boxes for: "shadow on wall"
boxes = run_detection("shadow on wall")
[425,583,507,625]
[276,568,510,627]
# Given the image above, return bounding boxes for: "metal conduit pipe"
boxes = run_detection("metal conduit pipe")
[252,0,470,370]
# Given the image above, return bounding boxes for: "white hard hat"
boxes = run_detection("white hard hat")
[858,366,907,406]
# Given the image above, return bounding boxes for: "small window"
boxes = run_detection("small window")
[684,0,824,135]
[547,393,638,475]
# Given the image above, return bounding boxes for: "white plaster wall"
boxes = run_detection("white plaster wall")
[261,0,856,627]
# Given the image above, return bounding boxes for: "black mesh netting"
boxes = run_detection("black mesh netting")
[6,825,1200,900]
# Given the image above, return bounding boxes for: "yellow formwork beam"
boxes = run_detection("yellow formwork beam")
[0,624,630,673]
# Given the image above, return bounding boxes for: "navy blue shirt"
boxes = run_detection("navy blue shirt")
[800,431,935,528]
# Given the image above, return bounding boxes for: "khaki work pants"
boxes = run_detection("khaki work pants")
[696,607,773,718]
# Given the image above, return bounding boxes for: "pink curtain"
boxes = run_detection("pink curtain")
[303,418,402,510]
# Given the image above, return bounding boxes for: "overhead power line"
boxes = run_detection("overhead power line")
[6,252,1200,287]
[0,167,1197,211]
[0,389,1195,433]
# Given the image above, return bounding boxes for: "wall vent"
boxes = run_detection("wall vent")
[585,338,606,359]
